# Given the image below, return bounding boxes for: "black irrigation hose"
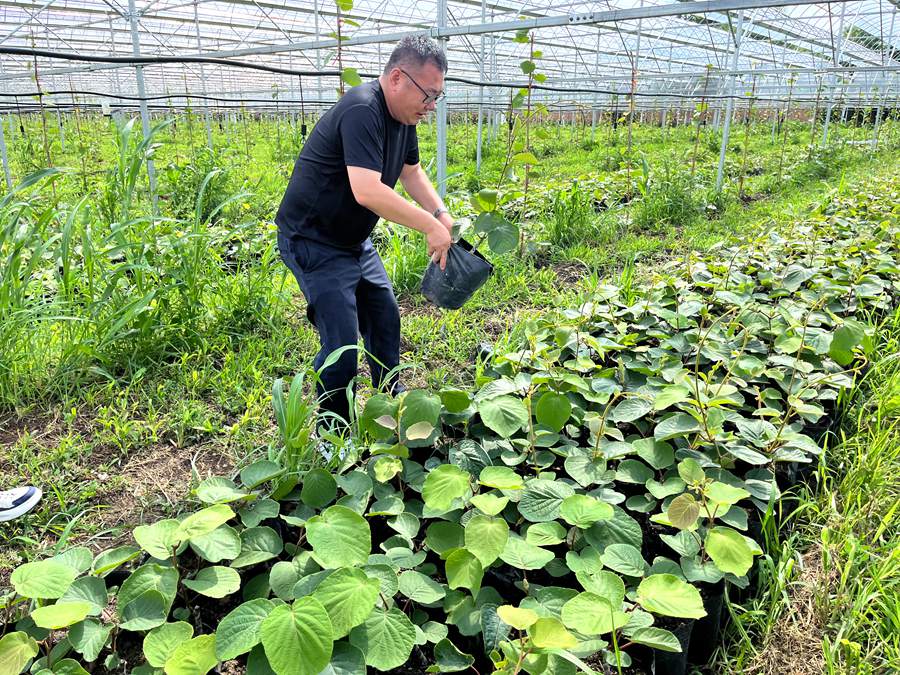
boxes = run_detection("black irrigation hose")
[2,87,897,110]
[0,46,337,78]
[3,102,895,118]
[3,46,898,105]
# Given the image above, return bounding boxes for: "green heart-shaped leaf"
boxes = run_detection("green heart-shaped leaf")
[313,568,381,638]
[260,598,333,675]
[11,560,76,599]
[464,515,509,566]
[561,593,629,635]
[422,465,471,512]
[306,506,371,568]
[446,550,483,596]
[144,622,194,668]
[215,598,275,661]
[349,608,416,671]
[164,634,217,675]
[560,494,613,528]
[705,526,755,576]
[477,395,528,438]
[183,566,241,598]
[31,601,92,629]
[636,574,706,619]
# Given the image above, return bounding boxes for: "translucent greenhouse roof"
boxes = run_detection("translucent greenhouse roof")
[1,0,898,111]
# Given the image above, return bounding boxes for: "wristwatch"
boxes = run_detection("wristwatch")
[433,207,449,219]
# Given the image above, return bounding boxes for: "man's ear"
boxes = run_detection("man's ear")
[386,67,402,88]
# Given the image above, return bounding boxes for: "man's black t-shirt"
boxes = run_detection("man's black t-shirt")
[275,80,420,249]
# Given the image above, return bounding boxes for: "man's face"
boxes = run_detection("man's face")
[386,63,444,125]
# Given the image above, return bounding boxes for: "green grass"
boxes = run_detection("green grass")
[716,307,900,674]
[0,111,898,598]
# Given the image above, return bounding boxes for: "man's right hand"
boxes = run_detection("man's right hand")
[427,220,452,271]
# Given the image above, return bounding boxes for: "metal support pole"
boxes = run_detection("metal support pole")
[220,69,231,144]
[436,0,448,197]
[108,16,122,99]
[822,2,847,146]
[879,15,898,148]
[107,16,124,124]
[626,0,644,158]
[126,0,157,211]
[313,0,323,119]
[475,0,485,171]
[591,30,601,141]
[193,0,213,149]
[0,113,11,190]
[491,31,498,140]
[716,10,744,192]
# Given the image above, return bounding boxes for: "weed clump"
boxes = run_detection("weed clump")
[377,223,431,296]
[541,180,601,246]
[632,161,702,232]
[163,147,231,225]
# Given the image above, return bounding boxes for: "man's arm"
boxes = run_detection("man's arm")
[399,162,454,235]
[347,166,451,270]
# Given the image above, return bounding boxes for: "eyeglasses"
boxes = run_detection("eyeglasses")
[398,67,445,104]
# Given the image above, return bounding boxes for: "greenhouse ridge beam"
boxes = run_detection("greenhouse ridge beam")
[3,0,879,101]
[72,0,845,62]
[1,3,892,62]
[0,0,892,86]
[2,0,895,110]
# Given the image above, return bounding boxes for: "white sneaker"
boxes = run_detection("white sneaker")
[0,486,42,522]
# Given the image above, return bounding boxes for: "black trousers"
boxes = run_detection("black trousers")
[277,231,401,424]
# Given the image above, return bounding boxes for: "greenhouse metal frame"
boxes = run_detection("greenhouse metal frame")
[0,0,898,193]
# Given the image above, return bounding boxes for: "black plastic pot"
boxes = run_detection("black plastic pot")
[774,461,804,524]
[745,509,764,591]
[688,579,726,665]
[638,514,676,563]
[482,566,527,604]
[420,238,493,309]
[384,645,431,674]
[794,459,817,485]
[747,508,764,544]
[773,460,800,491]
[652,618,694,675]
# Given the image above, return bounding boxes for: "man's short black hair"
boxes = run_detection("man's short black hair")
[383,35,448,75]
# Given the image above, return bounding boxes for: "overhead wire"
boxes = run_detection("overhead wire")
[0,85,888,107]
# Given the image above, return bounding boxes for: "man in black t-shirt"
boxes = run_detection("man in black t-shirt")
[276,35,454,426]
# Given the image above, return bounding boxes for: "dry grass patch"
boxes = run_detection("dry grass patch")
[744,546,835,675]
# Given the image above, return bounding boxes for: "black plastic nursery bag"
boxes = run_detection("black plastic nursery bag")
[420,238,493,310]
